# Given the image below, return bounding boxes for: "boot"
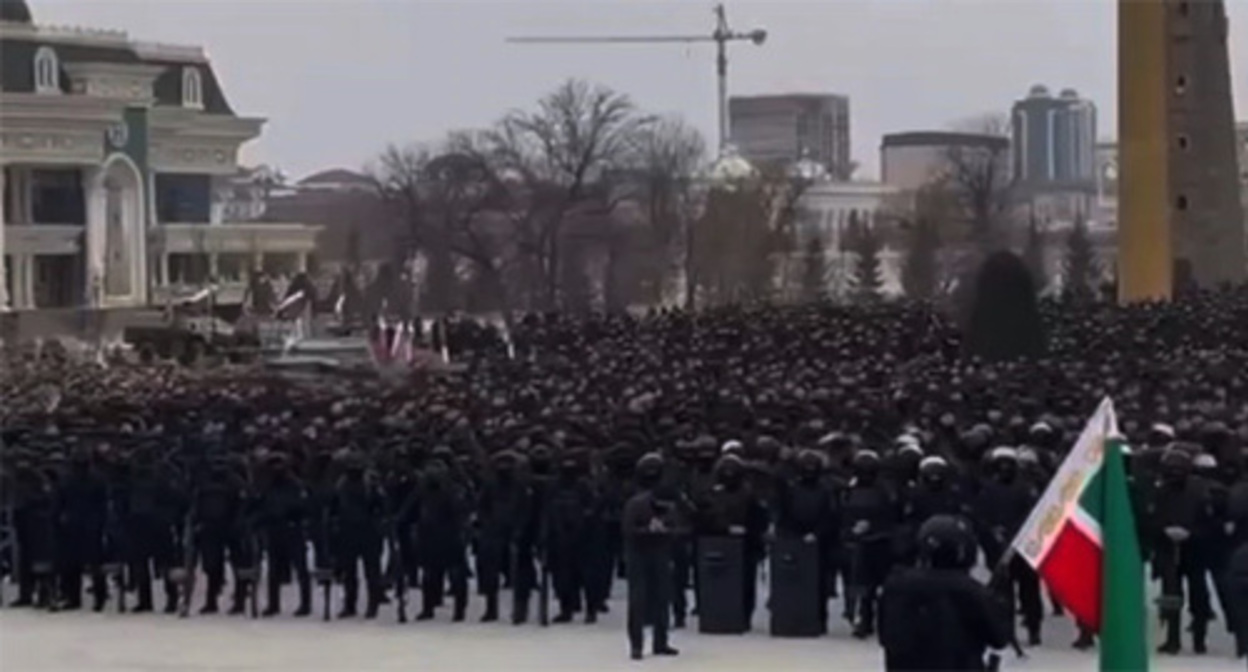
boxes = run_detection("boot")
[1191,619,1208,655]
[481,594,499,623]
[263,582,281,617]
[1157,616,1181,654]
[1026,626,1041,647]
[294,582,311,617]
[163,583,180,615]
[229,581,247,615]
[200,592,219,615]
[1072,627,1095,650]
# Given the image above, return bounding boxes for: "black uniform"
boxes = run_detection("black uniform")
[1144,449,1214,653]
[475,452,533,623]
[698,455,767,628]
[879,515,1011,671]
[841,451,901,638]
[972,450,1042,644]
[257,466,311,616]
[622,454,682,660]
[415,461,471,621]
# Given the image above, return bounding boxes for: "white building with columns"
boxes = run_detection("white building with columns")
[0,1,318,311]
[794,178,904,297]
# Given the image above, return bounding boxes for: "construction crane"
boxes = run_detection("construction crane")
[507,3,766,153]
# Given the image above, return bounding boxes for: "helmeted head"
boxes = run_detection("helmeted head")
[917,514,977,570]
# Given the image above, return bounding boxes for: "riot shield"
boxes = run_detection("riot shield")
[696,535,747,634]
[769,536,824,637]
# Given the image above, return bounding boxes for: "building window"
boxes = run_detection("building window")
[216,253,250,283]
[167,253,211,285]
[34,46,59,94]
[182,67,203,109]
[155,174,212,223]
[30,169,85,224]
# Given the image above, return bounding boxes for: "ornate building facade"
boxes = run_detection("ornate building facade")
[0,0,318,311]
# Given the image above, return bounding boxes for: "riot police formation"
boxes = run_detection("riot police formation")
[2,289,1248,665]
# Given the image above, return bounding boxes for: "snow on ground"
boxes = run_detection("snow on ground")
[0,580,1240,672]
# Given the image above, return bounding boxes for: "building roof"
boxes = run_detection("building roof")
[298,168,373,187]
[0,16,235,114]
[881,131,1009,151]
[0,0,32,24]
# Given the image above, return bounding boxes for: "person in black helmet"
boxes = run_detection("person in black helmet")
[622,453,683,661]
[879,515,1010,671]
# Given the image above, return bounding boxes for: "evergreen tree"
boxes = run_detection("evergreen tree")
[1063,212,1097,300]
[798,235,829,303]
[900,218,940,300]
[1023,214,1047,293]
[848,211,884,302]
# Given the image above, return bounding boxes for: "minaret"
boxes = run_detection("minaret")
[1118,0,1245,302]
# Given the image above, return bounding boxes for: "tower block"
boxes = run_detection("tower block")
[1118,0,1245,303]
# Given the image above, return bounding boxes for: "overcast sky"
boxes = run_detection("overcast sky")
[32,0,1248,180]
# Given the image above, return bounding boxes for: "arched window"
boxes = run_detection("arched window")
[182,67,203,109]
[34,46,59,94]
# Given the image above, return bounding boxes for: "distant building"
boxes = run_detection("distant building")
[263,168,397,268]
[880,131,1010,192]
[728,93,852,180]
[1011,85,1097,188]
[795,180,903,297]
[0,0,318,311]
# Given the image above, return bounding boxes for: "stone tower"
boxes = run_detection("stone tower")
[1119,0,1245,302]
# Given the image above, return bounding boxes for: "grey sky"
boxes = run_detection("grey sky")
[32,0,1248,180]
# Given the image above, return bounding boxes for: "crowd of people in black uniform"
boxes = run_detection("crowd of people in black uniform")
[2,285,1248,667]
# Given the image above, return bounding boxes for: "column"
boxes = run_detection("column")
[1,166,9,310]
[82,166,107,307]
[296,252,307,273]
[21,256,34,309]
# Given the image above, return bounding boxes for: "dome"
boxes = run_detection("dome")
[707,145,756,184]
[0,0,33,23]
[1059,88,1079,99]
[789,150,828,182]
[1028,84,1051,99]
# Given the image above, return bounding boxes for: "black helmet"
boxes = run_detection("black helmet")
[917,515,976,570]
[636,452,665,487]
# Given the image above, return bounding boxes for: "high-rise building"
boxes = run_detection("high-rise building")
[728,94,851,180]
[1011,85,1097,187]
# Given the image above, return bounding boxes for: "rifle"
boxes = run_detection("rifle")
[538,515,549,627]
[176,494,198,617]
[389,519,407,624]
[0,503,12,609]
[102,484,126,613]
[985,550,1028,660]
[314,497,334,622]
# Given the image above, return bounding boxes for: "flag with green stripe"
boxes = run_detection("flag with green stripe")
[1010,398,1149,671]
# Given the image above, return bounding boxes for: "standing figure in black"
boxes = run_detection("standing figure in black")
[772,449,838,626]
[622,453,682,660]
[193,460,246,614]
[841,449,901,639]
[54,449,107,611]
[415,457,471,622]
[257,455,312,617]
[972,446,1043,646]
[879,515,1011,671]
[331,452,385,618]
[1144,446,1214,654]
[476,450,533,623]
[545,450,597,623]
[698,452,767,629]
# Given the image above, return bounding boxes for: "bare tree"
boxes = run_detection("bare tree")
[369,142,433,259]
[628,116,708,305]
[941,113,1014,250]
[691,162,808,306]
[484,79,653,309]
